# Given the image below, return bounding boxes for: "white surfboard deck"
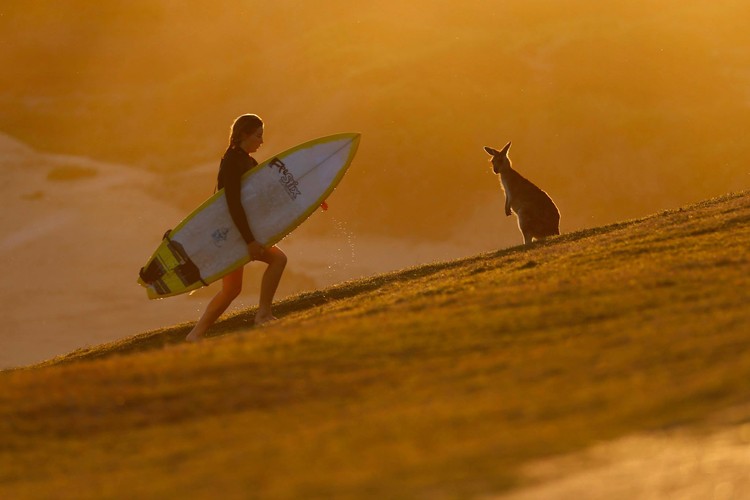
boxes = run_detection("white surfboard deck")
[138,133,360,299]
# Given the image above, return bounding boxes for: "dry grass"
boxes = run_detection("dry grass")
[2,192,750,498]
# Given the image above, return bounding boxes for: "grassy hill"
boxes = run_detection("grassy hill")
[2,191,750,498]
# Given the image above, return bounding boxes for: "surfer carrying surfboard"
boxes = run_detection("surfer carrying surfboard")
[186,114,287,342]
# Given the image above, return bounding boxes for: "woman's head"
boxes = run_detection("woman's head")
[229,114,264,151]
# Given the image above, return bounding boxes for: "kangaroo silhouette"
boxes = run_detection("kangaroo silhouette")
[484,142,560,244]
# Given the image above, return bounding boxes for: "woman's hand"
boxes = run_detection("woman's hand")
[247,241,266,261]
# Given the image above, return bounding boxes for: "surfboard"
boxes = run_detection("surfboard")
[137,133,361,299]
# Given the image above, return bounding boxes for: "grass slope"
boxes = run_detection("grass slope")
[2,192,750,498]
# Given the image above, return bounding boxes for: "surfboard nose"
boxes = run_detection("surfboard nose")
[348,132,361,152]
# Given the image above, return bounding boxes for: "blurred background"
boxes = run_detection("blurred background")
[2,0,749,367]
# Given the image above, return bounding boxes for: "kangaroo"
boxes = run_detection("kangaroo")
[484,142,560,245]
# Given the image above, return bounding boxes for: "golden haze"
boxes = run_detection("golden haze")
[2,0,749,238]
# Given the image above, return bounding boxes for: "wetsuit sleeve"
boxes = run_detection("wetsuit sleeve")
[223,158,256,244]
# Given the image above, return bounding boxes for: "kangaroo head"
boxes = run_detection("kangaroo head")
[483,142,512,174]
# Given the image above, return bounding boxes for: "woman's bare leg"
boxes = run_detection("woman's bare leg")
[185,267,244,342]
[254,245,287,325]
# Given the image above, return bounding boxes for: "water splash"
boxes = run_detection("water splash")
[324,214,356,281]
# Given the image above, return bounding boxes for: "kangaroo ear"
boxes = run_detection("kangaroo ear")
[500,142,512,155]
[484,146,500,156]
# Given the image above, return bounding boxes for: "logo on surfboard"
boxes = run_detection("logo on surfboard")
[211,227,230,247]
[269,157,302,200]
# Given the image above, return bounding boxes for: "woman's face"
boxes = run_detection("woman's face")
[241,126,264,153]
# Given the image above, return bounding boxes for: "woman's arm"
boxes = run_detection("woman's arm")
[223,158,256,245]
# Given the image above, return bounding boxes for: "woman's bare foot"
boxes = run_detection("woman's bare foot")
[254,314,278,326]
[185,328,206,343]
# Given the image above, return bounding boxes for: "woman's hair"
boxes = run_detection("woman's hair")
[228,114,264,147]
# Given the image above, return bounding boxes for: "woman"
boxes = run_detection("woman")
[186,114,287,342]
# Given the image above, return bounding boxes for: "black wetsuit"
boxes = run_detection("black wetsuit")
[217,145,258,244]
